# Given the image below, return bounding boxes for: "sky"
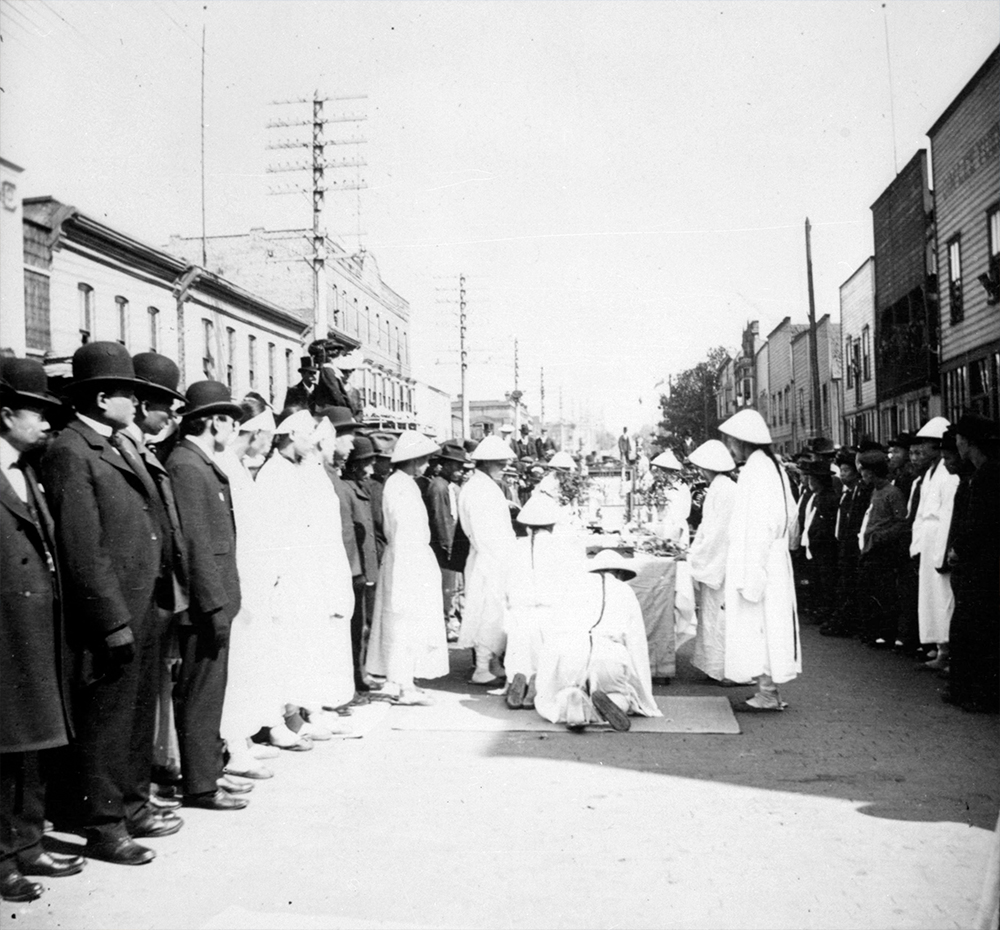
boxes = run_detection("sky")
[2,0,998,433]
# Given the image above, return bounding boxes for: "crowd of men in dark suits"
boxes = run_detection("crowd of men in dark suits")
[787,421,999,715]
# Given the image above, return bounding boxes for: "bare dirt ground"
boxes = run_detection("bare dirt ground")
[8,625,998,930]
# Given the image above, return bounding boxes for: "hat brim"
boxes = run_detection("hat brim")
[180,401,244,420]
[435,451,469,463]
[347,450,377,462]
[0,387,65,410]
[63,375,150,394]
[136,380,186,403]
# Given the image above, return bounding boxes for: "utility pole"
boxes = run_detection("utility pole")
[805,217,823,439]
[266,92,367,344]
[459,274,468,440]
[509,338,523,433]
[539,366,545,425]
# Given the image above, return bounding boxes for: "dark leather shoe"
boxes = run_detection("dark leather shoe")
[184,789,249,811]
[17,850,86,877]
[128,812,183,838]
[149,794,182,811]
[0,869,44,902]
[84,835,156,866]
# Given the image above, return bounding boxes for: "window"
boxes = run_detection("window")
[268,343,276,404]
[115,296,129,346]
[948,236,963,324]
[24,271,51,352]
[225,327,236,389]
[861,325,871,382]
[395,326,401,360]
[78,283,94,342]
[376,314,382,348]
[202,319,215,378]
[148,307,159,352]
[821,383,828,428]
[845,336,854,388]
[285,348,294,389]
[403,331,408,365]
[989,205,1000,259]
[248,335,257,390]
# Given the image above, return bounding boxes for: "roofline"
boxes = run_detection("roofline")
[24,197,307,332]
[839,255,875,292]
[927,44,1000,138]
[869,149,928,212]
[0,156,25,173]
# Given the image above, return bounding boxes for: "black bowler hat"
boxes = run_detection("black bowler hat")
[179,380,243,420]
[67,341,147,393]
[298,356,320,373]
[857,439,884,453]
[953,413,998,447]
[132,352,185,402]
[888,432,913,450]
[800,458,834,478]
[809,436,837,455]
[0,357,64,410]
[436,440,470,464]
[346,435,377,465]
[317,405,359,433]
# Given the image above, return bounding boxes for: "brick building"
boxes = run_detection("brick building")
[928,46,1000,420]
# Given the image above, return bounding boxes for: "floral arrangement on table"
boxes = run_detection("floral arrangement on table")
[558,471,589,509]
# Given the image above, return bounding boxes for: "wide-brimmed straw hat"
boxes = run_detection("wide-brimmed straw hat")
[718,409,772,445]
[587,549,637,581]
[687,439,735,473]
[547,450,575,470]
[516,493,561,527]
[914,416,951,440]
[651,449,683,470]
[391,431,440,463]
[471,435,516,461]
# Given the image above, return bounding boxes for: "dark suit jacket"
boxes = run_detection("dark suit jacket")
[367,476,387,564]
[282,381,313,412]
[41,419,163,672]
[312,367,350,411]
[343,478,378,584]
[0,466,71,752]
[166,439,240,626]
[423,475,456,568]
[328,467,362,579]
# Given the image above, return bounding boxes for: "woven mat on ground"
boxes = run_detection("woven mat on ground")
[385,690,740,734]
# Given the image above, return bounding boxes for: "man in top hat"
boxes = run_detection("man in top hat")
[41,342,169,865]
[282,356,320,412]
[423,440,468,642]
[942,414,999,712]
[0,359,83,901]
[166,382,247,812]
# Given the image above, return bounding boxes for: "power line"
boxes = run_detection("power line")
[150,0,202,52]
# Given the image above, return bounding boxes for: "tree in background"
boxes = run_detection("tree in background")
[656,346,730,451]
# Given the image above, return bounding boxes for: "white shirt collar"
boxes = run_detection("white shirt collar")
[0,437,27,502]
[76,412,115,438]
[0,436,22,473]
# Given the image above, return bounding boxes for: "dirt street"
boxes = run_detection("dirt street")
[8,626,998,930]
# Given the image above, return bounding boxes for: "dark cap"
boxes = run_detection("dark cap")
[0,357,64,410]
[132,352,185,402]
[952,413,998,447]
[346,434,376,464]
[317,405,359,433]
[888,432,913,450]
[857,449,890,469]
[179,380,243,420]
[436,440,470,464]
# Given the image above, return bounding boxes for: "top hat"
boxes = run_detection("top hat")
[179,380,243,420]
[298,355,320,373]
[346,434,377,465]
[317,405,359,433]
[435,440,470,464]
[0,357,64,410]
[952,413,998,447]
[132,352,185,402]
[67,341,148,393]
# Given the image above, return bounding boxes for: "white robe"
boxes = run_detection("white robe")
[723,450,801,686]
[688,473,737,681]
[216,448,280,738]
[909,458,959,644]
[534,573,661,724]
[256,453,355,709]
[503,531,586,680]
[366,470,449,684]
[457,469,516,654]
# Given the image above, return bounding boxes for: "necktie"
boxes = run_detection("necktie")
[19,462,57,575]
[110,431,161,503]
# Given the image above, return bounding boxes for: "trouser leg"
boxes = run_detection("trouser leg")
[174,625,230,797]
[123,606,165,822]
[0,751,46,869]
[350,581,368,690]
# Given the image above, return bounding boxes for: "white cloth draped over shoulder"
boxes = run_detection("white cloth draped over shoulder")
[909,458,959,643]
[503,531,586,680]
[457,469,516,654]
[366,470,449,684]
[688,473,737,681]
[723,450,801,686]
[215,448,280,737]
[534,572,661,724]
[255,453,355,709]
